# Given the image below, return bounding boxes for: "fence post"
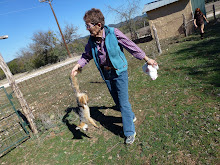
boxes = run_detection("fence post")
[182,14,188,37]
[0,53,38,134]
[213,4,216,21]
[152,24,162,54]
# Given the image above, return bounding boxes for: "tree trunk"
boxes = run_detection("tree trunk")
[0,53,38,134]
[152,25,162,54]
[182,14,188,37]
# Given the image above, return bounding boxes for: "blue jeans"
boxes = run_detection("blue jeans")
[102,69,135,137]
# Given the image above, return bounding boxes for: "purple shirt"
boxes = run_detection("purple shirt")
[77,28,146,68]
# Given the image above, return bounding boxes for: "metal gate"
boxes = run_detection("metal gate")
[0,86,29,155]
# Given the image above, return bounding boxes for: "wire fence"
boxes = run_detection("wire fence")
[0,56,86,155]
[12,56,102,133]
[0,86,29,156]
[17,61,77,130]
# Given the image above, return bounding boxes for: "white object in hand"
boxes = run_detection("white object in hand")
[142,63,159,80]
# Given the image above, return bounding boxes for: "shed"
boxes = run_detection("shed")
[142,0,206,39]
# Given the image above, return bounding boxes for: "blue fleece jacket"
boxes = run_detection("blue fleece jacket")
[89,25,128,80]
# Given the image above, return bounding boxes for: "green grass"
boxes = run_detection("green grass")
[0,21,219,164]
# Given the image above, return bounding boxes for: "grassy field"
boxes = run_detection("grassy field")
[0,20,219,164]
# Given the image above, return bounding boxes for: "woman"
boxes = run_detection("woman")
[71,8,157,144]
[194,8,209,39]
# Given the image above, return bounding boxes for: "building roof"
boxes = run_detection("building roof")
[142,0,179,13]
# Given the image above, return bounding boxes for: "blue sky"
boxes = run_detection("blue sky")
[0,0,154,62]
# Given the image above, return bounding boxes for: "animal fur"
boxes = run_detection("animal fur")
[70,74,98,130]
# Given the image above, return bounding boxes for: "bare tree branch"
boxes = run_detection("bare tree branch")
[63,24,79,44]
[107,0,141,40]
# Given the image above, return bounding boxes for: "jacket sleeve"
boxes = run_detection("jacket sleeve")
[77,41,93,68]
[114,28,146,60]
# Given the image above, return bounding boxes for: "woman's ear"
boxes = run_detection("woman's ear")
[97,23,102,28]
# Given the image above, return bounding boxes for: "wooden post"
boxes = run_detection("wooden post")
[152,24,162,54]
[213,4,216,21]
[0,53,38,134]
[136,32,140,39]
[182,14,188,37]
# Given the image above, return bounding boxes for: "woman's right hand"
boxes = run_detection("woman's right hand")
[71,64,81,77]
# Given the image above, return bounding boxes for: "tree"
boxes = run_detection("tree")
[62,24,79,45]
[32,30,57,50]
[7,59,20,74]
[69,36,89,55]
[16,47,34,71]
[107,0,141,40]
[31,30,58,65]
[10,23,80,74]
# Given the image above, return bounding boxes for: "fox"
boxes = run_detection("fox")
[70,72,98,130]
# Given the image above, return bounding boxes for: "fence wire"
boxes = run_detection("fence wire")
[0,87,29,156]
[14,57,101,133]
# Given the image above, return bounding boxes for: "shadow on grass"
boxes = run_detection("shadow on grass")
[0,110,30,158]
[17,110,31,132]
[89,81,105,84]
[90,106,124,138]
[171,23,220,87]
[63,106,124,139]
[0,137,30,158]
[62,107,90,139]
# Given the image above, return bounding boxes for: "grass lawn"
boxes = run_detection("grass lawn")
[0,21,219,164]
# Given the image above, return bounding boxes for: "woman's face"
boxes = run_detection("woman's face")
[86,22,102,37]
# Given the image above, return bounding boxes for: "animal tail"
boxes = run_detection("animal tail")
[70,74,80,94]
[88,117,99,128]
